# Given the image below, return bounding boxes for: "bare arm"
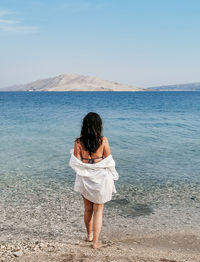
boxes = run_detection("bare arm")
[103,137,111,157]
[74,140,81,160]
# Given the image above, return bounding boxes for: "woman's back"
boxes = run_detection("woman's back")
[74,136,111,164]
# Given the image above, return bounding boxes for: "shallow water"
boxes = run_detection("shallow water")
[0,91,200,240]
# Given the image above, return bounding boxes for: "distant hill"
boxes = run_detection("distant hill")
[147,82,200,91]
[0,74,146,91]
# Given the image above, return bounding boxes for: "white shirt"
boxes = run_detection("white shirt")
[69,149,119,204]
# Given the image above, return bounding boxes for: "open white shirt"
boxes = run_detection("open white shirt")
[69,149,119,204]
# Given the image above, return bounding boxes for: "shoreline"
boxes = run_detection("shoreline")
[1,186,200,261]
[1,231,200,262]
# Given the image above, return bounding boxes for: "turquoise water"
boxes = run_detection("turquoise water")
[0,91,200,222]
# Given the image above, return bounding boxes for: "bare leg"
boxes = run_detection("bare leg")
[93,203,104,249]
[82,195,93,241]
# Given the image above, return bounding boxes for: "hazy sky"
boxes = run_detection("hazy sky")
[1,0,200,88]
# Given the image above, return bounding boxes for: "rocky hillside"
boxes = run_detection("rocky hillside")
[1,74,146,91]
[147,82,200,91]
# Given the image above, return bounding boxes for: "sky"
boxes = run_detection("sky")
[0,0,200,88]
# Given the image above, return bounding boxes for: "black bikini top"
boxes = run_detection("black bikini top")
[81,155,104,164]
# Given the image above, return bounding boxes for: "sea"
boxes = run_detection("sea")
[0,91,200,241]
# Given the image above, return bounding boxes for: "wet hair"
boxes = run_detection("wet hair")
[76,112,103,155]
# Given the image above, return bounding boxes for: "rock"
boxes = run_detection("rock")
[13,250,23,257]
[9,244,16,250]
[39,243,46,249]
[191,196,196,200]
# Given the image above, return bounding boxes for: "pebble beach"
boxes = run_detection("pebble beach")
[1,92,200,261]
[1,184,200,262]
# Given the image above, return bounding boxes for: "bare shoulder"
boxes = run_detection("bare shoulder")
[74,138,81,159]
[102,136,111,157]
[75,138,81,144]
[102,136,109,144]
[74,138,80,148]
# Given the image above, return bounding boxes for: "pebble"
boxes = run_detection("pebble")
[0,239,67,261]
[13,250,23,257]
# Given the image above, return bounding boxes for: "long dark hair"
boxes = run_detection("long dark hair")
[77,112,103,155]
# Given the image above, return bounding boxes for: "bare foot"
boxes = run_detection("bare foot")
[87,234,93,242]
[93,241,102,249]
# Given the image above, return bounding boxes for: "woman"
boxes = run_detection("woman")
[69,112,119,249]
